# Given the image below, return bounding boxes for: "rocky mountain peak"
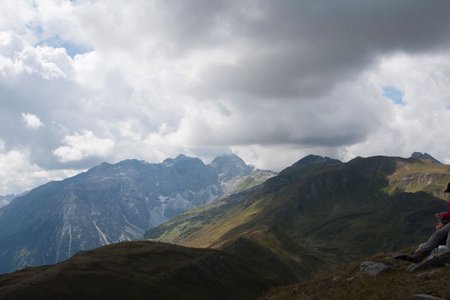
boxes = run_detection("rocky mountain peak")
[173,154,205,166]
[409,152,442,164]
[163,154,203,166]
[210,153,254,182]
[85,159,149,180]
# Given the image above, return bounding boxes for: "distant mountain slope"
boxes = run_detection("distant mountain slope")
[387,155,449,198]
[145,155,450,278]
[0,241,291,300]
[210,153,254,182]
[0,154,274,274]
[0,195,15,209]
[222,169,277,197]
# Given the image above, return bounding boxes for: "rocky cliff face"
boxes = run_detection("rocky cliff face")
[0,154,274,274]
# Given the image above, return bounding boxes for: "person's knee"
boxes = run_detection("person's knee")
[435,225,450,236]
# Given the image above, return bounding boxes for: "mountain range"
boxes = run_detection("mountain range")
[0,152,449,299]
[0,154,274,274]
[145,153,450,279]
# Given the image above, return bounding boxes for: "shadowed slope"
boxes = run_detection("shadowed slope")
[0,241,289,300]
[262,250,450,300]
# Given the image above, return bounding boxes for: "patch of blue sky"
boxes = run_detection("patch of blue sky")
[29,23,44,36]
[382,86,404,105]
[38,35,91,58]
[446,104,450,110]
[28,23,91,58]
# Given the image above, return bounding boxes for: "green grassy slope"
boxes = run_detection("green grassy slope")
[385,158,450,198]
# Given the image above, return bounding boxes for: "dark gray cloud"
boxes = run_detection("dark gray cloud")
[188,0,450,99]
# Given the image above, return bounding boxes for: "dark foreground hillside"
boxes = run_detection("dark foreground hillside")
[262,249,450,300]
[0,241,288,300]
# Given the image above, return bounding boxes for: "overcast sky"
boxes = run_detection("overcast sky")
[1,0,450,194]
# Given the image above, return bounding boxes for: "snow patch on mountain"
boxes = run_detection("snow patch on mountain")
[91,219,110,246]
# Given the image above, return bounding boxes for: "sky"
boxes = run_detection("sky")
[1,0,450,195]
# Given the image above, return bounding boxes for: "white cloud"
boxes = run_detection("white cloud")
[0,30,75,80]
[0,1,450,193]
[0,141,79,195]
[53,130,115,162]
[0,1,36,40]
[343,52,450,162]
[21,112,44,129]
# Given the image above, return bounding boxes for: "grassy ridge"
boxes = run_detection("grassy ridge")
[0,241,293,300]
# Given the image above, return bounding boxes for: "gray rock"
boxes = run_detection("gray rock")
[360,261,390,276]
[414,294,446,300]
[416,269,441,278]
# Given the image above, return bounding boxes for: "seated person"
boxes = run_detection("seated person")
[401,182,450,263]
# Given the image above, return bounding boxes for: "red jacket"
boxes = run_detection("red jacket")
[436,200,450,220]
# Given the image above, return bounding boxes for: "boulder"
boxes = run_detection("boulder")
[360,261,390,276]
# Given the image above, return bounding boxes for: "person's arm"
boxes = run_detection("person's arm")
[435,201,450,220]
